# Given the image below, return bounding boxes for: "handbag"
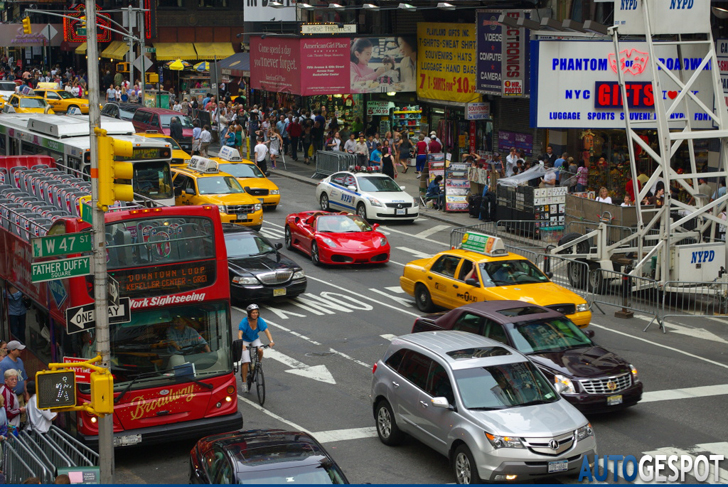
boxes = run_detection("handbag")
[22,296,31,310]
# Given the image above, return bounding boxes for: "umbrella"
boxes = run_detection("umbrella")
[193,61,210,72]
[166,59,191,71]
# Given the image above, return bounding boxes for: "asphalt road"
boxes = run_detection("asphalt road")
[115,173,728,484]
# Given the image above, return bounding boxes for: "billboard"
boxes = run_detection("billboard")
[614,0,710,36]
[476,10,530,97]
[417,23,480,103]
[250,37,301,94]
[349,37,416,94]
[530,40,716,129]
[300,38,350,96]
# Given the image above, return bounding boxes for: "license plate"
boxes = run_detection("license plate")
[396,208,406,215]
[607,394,623,406]
[237,214,248,220]
[273,288,286,297]
[548,460,569,473]
[114,434,142,447]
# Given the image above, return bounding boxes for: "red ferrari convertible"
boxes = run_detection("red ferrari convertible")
[284,211,390,265]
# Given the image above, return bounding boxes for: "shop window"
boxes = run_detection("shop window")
[198,0,227,8]
[157,0,183,7]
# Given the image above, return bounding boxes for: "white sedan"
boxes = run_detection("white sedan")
[316,171,419,223]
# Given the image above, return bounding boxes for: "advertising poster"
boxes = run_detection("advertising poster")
[250,37,301,95]
[476,10,503,95]
[500,10,530,97]
[531,40,715,130]
[417,23,480,103]
[718,39,728,108]
[349,37,417,94]
[300,38,350,96]
[498,130,533,155]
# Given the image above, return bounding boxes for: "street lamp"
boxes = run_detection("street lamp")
[437,2,455,11]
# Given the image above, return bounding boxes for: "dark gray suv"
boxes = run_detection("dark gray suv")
[370,331,597,484]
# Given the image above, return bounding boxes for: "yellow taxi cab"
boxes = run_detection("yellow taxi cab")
[400,232,592,327]
[136,131,191,167]
[32,83,90,114]
[209,146,281,209]
[171,157,263,231]
[4,94,55,114]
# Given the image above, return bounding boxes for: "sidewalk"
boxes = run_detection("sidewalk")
[211,144,478,228]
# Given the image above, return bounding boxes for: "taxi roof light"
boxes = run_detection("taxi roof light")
[188,156,220,174]
[460,232,508,257]
[217,146,243,162]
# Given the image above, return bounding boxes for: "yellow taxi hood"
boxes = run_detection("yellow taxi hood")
[203,193,260,206]
[484,282,587,306]
[238,177,278,191]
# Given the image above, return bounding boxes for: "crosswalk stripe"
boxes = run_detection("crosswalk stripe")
[414,224,451,239]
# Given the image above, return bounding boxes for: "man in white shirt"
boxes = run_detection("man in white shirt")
[254,137,269,175]
[344,133,357,154]
[505,147,518,178]
[199,125,212,157]
[26,380,57,434]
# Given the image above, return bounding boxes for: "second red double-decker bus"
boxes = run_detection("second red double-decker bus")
[0,155,241,448]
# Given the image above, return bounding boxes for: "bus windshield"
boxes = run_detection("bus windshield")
[97,301,232,388]
[133,161,174,200]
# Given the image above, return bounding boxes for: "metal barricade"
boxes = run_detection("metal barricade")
[3,432,55,483]
[45,426,98,467]
[660,280,728,329]
[27,430,75,470]
[588,268,661,327]
[312,151,358,179]
[540,253,592,299]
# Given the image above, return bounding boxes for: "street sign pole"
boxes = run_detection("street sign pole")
[138,0,146,106]
[85,0,114,482]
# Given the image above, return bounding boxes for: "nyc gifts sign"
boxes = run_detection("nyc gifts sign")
[530,40,716,129]
[417,23,480,103]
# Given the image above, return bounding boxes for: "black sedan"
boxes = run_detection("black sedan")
[101,101,140,121]
[413,300,643,413]
[189,429,349,484]
[223,225,307,302]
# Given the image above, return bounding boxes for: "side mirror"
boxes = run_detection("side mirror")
[400,185,406,190]
[584,329,595,338]
[546,272,554,279]
[372,223,379,230]
[294,216,300,224]
[244,186,251,193]
[431,397,451,409]
[275,242,282,250]
[554,382,567,394]
[347,185,357,191]
[465,278,480,287]
[180,190,187,197]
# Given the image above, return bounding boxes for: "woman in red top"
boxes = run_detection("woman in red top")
[288,117,302,161]
[415,134,428,175]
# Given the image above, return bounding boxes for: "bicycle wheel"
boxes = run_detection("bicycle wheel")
[256,366,266,406]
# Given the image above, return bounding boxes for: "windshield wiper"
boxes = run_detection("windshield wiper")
[520,399,550,406]
[114,366,214,404]
[467,406,502,411]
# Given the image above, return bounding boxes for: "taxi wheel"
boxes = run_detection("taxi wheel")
[415,283,434,312]
[67,105,79,113]
[357,203,367,221]
[320,193,330,211]
[311,242,322,266]
[285,226,293,250]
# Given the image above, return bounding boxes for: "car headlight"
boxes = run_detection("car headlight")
[292,270,305,280]
[378,236,388,247]
[412,199,419,208]
[254,203,262,211]
[630,363,639,383]
[218,205,227,213]
[576,303,589,313]
[576,423,594,441]
[270,189,280,195]
[232,276,259,285]
[320,237,338,247]
[555,374,576,394]
[368,197,383,207]
[485,432,525,449]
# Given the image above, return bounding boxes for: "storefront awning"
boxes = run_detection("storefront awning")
[194,43,235,61]
[218,52,250,78]
[154,43,198,61]
[75,42,87,55]
[101,40,129,60]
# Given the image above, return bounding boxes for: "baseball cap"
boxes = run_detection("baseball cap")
[493,152,500,157]
[7,341,25,351]
[430,131,437,137]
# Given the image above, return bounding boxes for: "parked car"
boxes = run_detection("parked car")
[189,429,349,484]
[101,101,141,121]
[131,107,193,152]
[371,331,596,484]
[32,87,90,114]
[316,170,419,222]
[412,300,642,413]
[285,210,390,266]
[223,224,307,302]
[399,233,591,327]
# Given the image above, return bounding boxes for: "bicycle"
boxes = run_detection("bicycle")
[245,344,269,406]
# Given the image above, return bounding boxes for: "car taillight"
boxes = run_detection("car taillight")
[372,363,378,374]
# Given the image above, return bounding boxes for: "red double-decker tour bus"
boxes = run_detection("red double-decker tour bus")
[0,155,241,448]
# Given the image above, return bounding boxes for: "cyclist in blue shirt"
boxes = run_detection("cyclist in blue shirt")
[238,304,275,392]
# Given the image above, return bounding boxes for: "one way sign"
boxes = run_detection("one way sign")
[65,298,131,334]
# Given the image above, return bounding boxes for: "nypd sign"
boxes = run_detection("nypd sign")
[531,40,715,129]
[614,0,710,36]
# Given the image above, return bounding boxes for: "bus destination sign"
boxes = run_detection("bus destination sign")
[109,260,216,298]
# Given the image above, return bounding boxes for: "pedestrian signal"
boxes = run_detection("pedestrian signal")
[36,370,77,409]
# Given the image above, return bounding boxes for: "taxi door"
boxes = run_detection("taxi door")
[451,259,482,308]
[428,255,463,308]
[44,91,64,112]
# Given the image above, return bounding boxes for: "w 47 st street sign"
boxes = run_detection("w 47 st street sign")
[32,233,92,258]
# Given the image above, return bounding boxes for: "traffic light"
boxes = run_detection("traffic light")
[116,62,129,73]
[36,370,77,409]
[90,371,114,415]
[22,17,31,35]
[97,130,135,211]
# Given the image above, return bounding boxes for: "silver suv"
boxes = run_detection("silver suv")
[370,331,597,484]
